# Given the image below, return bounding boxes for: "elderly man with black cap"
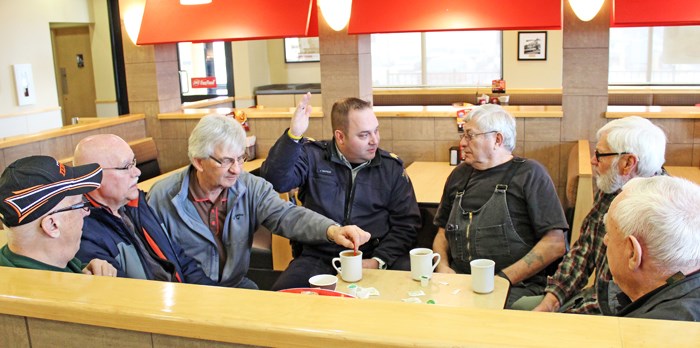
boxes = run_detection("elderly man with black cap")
[0,155,115,276]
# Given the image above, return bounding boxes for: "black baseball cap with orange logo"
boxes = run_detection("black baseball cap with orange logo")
[0,156,102,227]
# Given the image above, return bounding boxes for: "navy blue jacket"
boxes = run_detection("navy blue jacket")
[76,190,215,285]
[260,131,421,266]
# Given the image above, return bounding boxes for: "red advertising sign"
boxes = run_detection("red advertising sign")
[191,77,217,88]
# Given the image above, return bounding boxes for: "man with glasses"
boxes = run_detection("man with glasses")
[74,134,216,285]
[261,95,421,290]
[0,155,115,276]
[433,104,568,308]
[523,116,667,314]
[147,114,371,289]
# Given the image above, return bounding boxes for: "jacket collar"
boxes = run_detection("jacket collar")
[171,165,247,244]
[326,138,383,168]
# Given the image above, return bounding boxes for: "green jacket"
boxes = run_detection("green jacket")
[0,245,83,273]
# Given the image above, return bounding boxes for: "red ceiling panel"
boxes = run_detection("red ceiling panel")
[612,0,700,27]
[137,0,315,45]
[347,0,562,34]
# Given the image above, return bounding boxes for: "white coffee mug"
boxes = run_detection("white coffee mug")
[332,250,362,282]
[409,248,441,280]
[470,259,495,294]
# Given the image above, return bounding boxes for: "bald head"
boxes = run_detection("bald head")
[74,134,130,167]
[74,134,141,213]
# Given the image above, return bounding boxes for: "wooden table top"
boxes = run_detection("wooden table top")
[405,161,455,205]
[606,105,700,118]
[336,269,509,310]
[665,166,700,186]
[2,267,699,347]
[137,158,265,192]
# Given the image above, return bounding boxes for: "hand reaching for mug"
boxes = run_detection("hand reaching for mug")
[290,92,312,138]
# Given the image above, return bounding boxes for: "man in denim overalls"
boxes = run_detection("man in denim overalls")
[433,104,568,308]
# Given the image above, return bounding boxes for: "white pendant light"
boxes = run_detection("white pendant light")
[319,0,352,31]
[123,3,145,45]
[569,0,605,22]
[180,0,212,5]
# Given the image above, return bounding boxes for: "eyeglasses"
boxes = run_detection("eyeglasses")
[209,154,247,169]
[594,150,630,162]
[103,158,137,171]
[459,130,497,141]
[47,200,90,216]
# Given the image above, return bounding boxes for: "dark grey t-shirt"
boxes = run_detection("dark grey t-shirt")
[434,158,568,246]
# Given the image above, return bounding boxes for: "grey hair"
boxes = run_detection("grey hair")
[597,116,666,177]
[613,176,700,272]
[188,114,246,162]
[463,104,516,151]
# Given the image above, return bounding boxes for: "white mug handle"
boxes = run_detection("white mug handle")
[332,257,342,273]
[431,253,441,271]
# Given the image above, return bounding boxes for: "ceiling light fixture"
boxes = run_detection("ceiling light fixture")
[123,3,145,45]
[319,0,352,31]
[569,0,605,22]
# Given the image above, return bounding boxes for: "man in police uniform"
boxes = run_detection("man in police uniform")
[261,94,421,290]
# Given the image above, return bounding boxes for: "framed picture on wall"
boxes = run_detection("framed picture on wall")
[284,38,320,63]
[518,31,547,61]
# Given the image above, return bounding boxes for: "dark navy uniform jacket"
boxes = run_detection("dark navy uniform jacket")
[261,130,421,266]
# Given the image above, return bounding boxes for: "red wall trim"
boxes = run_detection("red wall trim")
[612,0,700,27]
[348,0,562,35]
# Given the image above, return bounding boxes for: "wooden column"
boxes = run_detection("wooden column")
[561,0,611,142]
[118,1,184,172]
[318,10,373,138]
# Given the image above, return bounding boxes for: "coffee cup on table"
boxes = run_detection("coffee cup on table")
[332,250,362,282]
[308,274,338,290]
[470,259,495,294]
[409,248,441,280]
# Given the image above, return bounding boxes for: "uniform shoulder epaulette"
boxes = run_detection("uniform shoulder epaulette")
[308,138,326,149]
[380,150,404,165]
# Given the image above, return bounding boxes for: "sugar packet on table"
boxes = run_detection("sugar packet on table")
[355,287,380,299]
[401,297,422,303]
[407,290,425,297]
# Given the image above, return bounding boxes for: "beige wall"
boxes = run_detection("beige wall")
[232,40,271,108]
[0,0,116,137]
[90,0,118,116]
[266,39,322,84]
[504,30,563,89]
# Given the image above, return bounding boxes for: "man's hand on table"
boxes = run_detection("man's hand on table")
[532,292,561,312]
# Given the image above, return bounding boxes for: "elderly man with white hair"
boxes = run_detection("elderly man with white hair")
[526,116,667,314]
[147,114,371,289]
[433,104,568,308]
[603,176,700,321]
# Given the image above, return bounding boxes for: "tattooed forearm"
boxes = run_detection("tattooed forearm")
[522,250,545,267]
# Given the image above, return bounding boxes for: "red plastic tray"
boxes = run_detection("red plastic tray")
[278,288,355,298]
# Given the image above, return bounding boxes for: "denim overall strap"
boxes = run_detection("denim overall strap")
[444,158,530,274]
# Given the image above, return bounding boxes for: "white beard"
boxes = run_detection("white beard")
[596,157,626,193]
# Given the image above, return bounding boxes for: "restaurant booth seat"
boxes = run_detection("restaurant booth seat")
[129,137,161,182]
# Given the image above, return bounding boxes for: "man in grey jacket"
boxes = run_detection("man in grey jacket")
[147,114,370,289]
[603,176,700,321]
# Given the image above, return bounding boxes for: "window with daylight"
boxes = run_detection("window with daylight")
[177,41,234,102]
[371,31,502,87]
[609,26,700,85]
